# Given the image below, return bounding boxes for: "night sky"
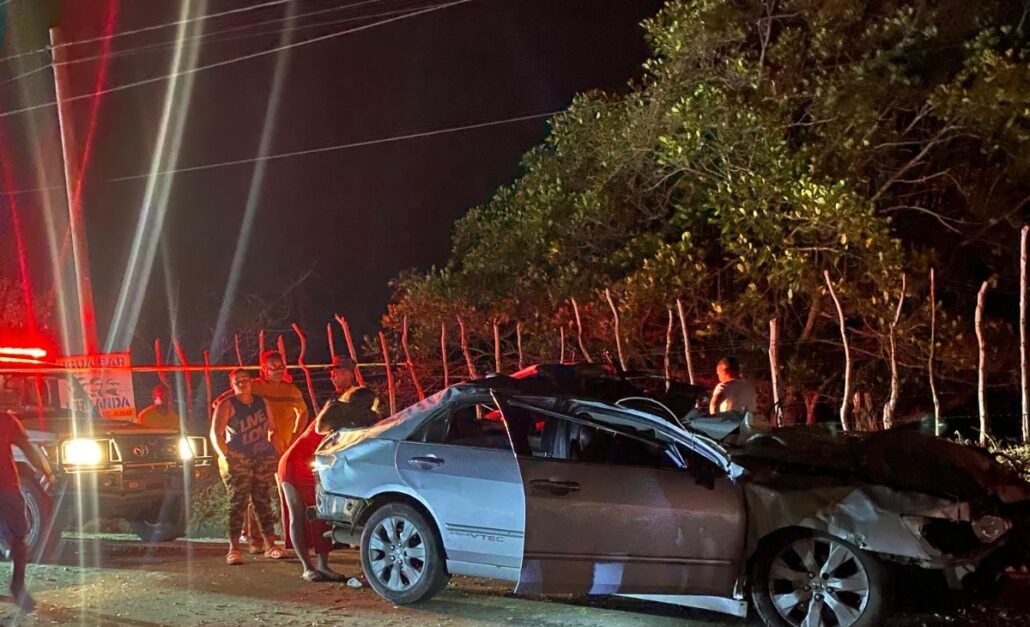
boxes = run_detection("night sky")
[1,0,665,358]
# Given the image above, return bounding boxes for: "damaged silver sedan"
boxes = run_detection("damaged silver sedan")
[313,374,1030,626]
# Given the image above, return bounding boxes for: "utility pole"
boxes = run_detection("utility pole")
[50,26,98,354]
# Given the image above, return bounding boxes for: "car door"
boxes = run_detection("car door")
[395,396,524,579]
[499,398,745,597]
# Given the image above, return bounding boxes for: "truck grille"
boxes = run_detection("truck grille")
[114,435,180,463]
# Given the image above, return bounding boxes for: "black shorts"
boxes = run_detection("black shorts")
[0,491,28,543]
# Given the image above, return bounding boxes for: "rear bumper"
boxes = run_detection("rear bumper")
[314,483,366,525]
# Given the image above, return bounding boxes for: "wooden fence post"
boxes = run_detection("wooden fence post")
[378,331,396,415]
[233,334,244,367]
[516,321,524,370]
[1022,226,1029,443]
[327,323,337,361]
[291,323,318,411]
[664,309,674,392]
[882,274,905,430]
[202,349,213,420]
[258,330,266,362]
[570,298,593,363]
[154,338,171,390]
[929,268,941,436]
[276,336,289,381]
[604,289,628,373]
[456,315,477,380]
[493,319,502,374]
[440,322,449,389]
[401,316,425,401]
[675,298,696,385]
[769,318,782,427]
[824,271,851,432]
[172,339,193,418]
[334,314,366,386]
[559,325,566,364]
[976,280,990,446]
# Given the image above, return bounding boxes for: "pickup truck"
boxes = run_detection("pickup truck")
[3,370,211,561]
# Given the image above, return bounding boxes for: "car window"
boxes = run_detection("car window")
[409,401,511,451]
[501,401,683,471]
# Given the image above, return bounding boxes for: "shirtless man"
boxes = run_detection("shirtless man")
[709,356,758,414]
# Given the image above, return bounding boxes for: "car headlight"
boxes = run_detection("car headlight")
[972,515,1011,543]
[62,438,106,466]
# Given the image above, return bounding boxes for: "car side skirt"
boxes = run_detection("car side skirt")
[617,594,748,618]
[446,560,521,583]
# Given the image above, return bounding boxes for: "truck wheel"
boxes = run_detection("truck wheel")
[360,502,449,605]
[21,477,66,563]
[751,529,889,627]
[130,497,185,544]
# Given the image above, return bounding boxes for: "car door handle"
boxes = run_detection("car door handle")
[408,455,445,469]
[529,479,580,495]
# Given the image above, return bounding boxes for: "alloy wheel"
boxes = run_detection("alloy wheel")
[367,515,427,592]
[767,536,871,627]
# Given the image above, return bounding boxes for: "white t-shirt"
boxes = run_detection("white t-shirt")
[713,378,758,413]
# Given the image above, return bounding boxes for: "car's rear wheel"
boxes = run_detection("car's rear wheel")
[130,496,185,544]
[751,530,888,627]
[360,502,448,604]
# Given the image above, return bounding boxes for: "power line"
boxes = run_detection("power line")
[0,1,441,90]
[0,0,292,65]
[0,0,472,121]
[0,109,558,196]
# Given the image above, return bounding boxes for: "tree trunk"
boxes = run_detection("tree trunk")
[570,297,593,363]
[559,325,566,364]
[804,390,819,426]
[604,289,628,373]
[882,274,905,430]
[290,323,318,412]
[335,315,366,386]
[823,271,851,432]
[976,280,990,446]
[675,298,696,385]
[326,323,336,361]
[769,318,782,427]
[929,268,941,436]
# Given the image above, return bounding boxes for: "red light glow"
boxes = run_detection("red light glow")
[0,347,48,359]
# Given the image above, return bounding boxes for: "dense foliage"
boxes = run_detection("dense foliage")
[384,0,1030,430]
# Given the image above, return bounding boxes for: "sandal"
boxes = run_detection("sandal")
[226,549,244,566]
[264,545,288,559]
[302,569,328,582]
[247,541,265,555]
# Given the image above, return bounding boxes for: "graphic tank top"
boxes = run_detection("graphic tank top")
[225,395,277,458]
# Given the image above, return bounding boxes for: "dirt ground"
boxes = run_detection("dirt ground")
[1,535,1029,626]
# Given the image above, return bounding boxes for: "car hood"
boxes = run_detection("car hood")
[728,425,1030,504]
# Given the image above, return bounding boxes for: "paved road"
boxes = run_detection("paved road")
[1,536,1028,626]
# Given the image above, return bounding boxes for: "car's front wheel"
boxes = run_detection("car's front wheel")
[21,475,66,563]
[360,502,448,604]
[750,530,888,627]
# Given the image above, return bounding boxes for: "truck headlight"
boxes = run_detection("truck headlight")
[178,438,195,460]
[62,439,105,466]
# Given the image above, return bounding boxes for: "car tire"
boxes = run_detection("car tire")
[20,476,66,563]
[750,529,889,627]
[130,497,186,544]
[360,502,448,605]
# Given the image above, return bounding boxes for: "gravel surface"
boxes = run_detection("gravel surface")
[1,535,1028,626]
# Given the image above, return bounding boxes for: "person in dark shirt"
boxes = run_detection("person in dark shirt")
[210,368,286,565]
[1,411,54,616]
[278,387,378,582]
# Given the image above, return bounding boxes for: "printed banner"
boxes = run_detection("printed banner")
[56,352,137,420]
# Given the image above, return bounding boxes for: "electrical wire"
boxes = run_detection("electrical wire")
[0,0,471,120]
[0,108,558,196]
[0,1,445,90]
